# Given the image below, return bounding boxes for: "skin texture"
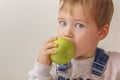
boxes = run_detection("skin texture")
[38,4,109,65]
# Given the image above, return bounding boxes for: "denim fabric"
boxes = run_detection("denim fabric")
[91,48,109,76]
[57,48,109,80]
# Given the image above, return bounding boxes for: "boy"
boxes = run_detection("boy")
[28,0,120,80]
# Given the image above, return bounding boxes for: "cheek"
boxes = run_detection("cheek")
[90,31,99,41]
[57,27,62,36]
[74,32,98,48]
[85,32,99,45]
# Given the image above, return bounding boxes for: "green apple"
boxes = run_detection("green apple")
[50,38,74,64]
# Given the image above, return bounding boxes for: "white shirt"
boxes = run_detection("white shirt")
[28,51,120,80]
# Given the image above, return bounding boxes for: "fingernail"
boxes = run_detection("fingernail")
[54,37,57,40]
[54,44,58,47]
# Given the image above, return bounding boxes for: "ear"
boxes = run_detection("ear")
[98,24,109,40]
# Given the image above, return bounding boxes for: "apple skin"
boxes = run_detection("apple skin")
[50,38,74,64]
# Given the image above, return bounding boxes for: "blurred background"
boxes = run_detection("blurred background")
[0,0,119,80]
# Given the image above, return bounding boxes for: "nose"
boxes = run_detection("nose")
[63,27,74,38]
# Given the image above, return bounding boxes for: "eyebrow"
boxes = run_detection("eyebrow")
[58,17,88,23]
[58,17,66,20]
[74,18,88,23]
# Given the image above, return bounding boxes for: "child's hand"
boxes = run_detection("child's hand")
[37,37,57,65]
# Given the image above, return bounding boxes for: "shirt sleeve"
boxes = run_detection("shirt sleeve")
[28,60,53,80]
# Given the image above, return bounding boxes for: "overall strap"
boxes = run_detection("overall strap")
[57,48,109,80]
[57,63,71,80]
[91,48,109,77]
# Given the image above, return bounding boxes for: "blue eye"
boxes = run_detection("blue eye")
[59,21,67,27]
[76,23,84,28]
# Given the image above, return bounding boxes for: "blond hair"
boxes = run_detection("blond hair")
[59,0,114,29]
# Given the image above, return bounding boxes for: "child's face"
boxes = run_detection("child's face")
[57,5,101,59]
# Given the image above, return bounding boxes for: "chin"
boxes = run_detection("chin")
[73,54,87,60]
[73,56,80,60]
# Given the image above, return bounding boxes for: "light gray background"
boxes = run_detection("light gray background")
[0,0,119,80]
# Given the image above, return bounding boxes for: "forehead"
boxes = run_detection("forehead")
[58,3,93,22]
[58,5,85,20]
[59,0,93,13]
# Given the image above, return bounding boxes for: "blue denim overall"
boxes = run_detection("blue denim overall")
[57,48,109,80]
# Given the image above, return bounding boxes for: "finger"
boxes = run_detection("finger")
[44,42,58,50]
[45,49,56,55]
[45,37,57,44]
